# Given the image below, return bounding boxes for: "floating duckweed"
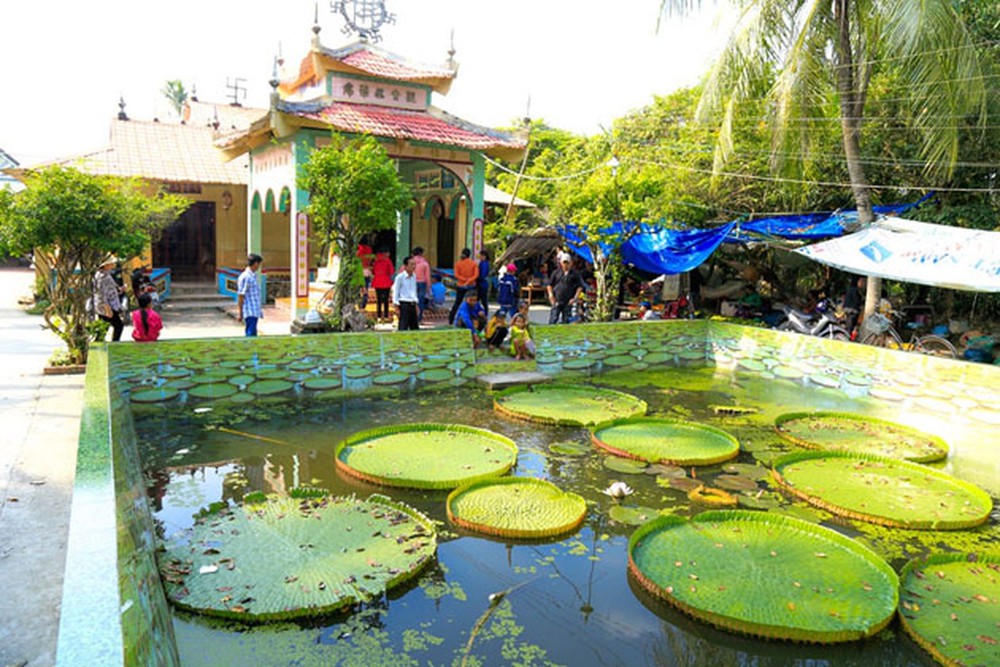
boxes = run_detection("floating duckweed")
[771,451,992,530]
[447,477,586,539]
[336,423,518,490]
[628,511,899,643]
[591,417,740,466]
[774,411,949,462]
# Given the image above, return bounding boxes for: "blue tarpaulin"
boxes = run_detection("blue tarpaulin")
[558,195,931,276]
[561,222,736,275]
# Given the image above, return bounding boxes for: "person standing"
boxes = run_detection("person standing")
[237,253,263,337]
[448,248,478,325]
[94,255,125,341]
[476,249,491,316]
[131,292,163,342]
[392,255,420,331]
[496,263,520,316]
[547,255,588,324]
[371,249,395,324]
[411,246,431,321]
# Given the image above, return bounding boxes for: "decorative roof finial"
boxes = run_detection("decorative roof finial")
[312,2,322,41]
[447,28,456,68]
[277,41,284,67]
[190,82,198,102]
[269,56,280,90]
[332,0,394,43]
[117,94,129,121]
[211,106,220,131]
[523,95,531,127]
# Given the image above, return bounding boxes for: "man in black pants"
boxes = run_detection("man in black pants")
[392,255,420,331]
[547,256,588,324]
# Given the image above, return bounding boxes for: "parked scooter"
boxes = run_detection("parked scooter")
[774,299,851,341]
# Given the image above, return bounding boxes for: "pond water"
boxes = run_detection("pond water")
[134,364,998,667]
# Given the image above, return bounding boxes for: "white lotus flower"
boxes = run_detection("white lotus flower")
[602,481,634,500]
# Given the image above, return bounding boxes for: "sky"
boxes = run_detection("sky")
[0,0,730,166]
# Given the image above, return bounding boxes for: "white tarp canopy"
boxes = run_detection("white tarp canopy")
[794,216,1000,292]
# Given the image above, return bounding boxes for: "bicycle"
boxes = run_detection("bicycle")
[857,308,958,358]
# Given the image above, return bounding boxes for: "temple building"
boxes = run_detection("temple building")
[216,11,527,318]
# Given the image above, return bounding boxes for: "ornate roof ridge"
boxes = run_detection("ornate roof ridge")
[318,40,456,80]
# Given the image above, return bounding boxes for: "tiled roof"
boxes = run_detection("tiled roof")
[280,100,524,153]
[35,120,247,185]
[328,44,456,81]
[183,100,267,132]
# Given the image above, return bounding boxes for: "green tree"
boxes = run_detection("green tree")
[161,80,189,118]
[299,133,412,330]
[0,166,189,364]
[660,0,988,317]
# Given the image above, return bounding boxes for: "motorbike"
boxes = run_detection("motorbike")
[774,299,851,341]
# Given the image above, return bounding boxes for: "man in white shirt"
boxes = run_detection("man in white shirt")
[391,255,420,331]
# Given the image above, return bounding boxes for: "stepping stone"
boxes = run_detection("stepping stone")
[476,371,553,391]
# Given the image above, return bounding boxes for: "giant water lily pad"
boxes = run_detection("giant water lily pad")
[335,423,517,490]
[771,451,992,530]
[494,384,647,426]
[628,510,899,643]
[898,552,1000,667]
[131,386,181,403]
[447,477,586,539]
[188,383,239,399]
[591,417,740,466]
[159,494,436,622]
[774,411,948,462]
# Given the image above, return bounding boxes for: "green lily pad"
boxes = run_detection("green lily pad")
[247,380,293,396]
[643,352,674,365]
[494,384,647,427]
[336,423,518,490]
[163,378,197,390]
[159,494,436,622]
[549,441,591,456]
[603,456,649,474]
[227,374,256,386]
[131,387,181,403]
[188,383,239,399]
[604,355,635,368]
[898,552,1000,667]
[712,474,759,492]
[608,505,660,526]
[417,368,454,383]
[563,358,596,371]
[302,376,342,391]
[774,412,949,463]
[447,477,586,539]
[591,417,740,466]
[344,367,372,379]
[771,451,993,530]
[629,510,899,642]
[372,372,409,386]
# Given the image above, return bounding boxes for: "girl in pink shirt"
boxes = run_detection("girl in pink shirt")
[131,292,163,342]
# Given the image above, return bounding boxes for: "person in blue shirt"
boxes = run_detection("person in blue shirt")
[496,263,519,316]
[430,274,447,310]
[237,253,263,337]
[477,249,491,316]
[454,291,487,347]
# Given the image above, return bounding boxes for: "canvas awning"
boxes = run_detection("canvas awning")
[794,217,1000,292]
[483,184,536,208]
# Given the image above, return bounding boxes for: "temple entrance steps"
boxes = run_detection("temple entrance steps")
[162,281,234,312]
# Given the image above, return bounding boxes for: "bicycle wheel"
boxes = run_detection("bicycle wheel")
[860,327,903,349]
[914,334,958,359]
[823,327,851,342]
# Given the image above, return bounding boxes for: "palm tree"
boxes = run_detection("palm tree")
[161,80,189,118]
[660,0,987,316]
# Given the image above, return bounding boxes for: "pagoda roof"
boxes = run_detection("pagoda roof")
[281,41,456,96]
[18,119,250,185]
[217,100,526,162]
